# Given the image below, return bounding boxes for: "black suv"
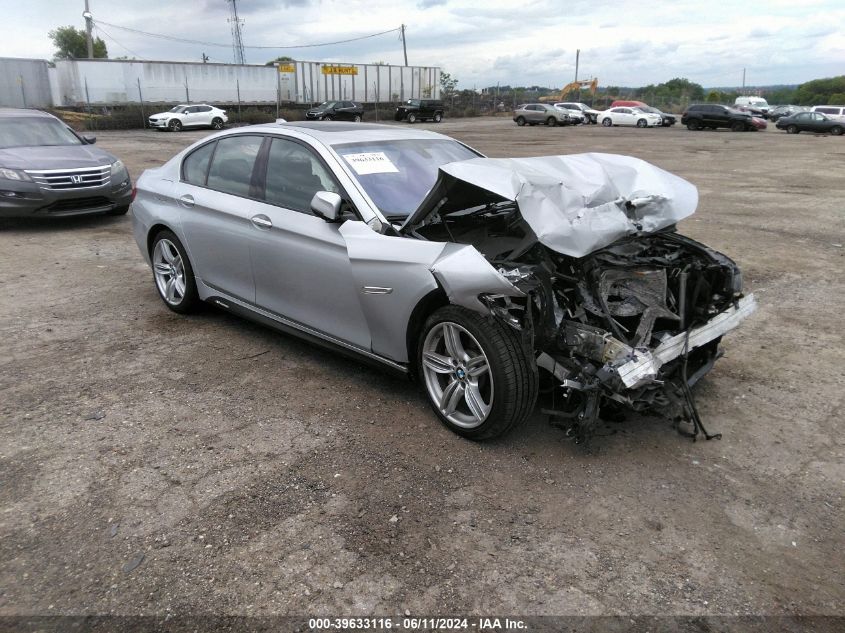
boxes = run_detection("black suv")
[681,104,755,131]
[305,101,364,122]
[394,99,444,123]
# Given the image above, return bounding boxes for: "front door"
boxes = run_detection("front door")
[249,136,371,349]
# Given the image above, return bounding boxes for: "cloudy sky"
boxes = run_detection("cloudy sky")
[1,0,842,88]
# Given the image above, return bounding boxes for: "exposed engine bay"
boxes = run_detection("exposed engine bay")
[405,155,756,442]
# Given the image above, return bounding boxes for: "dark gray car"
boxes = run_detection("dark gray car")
[0,109,132,218]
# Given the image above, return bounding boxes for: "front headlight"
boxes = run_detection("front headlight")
[111,160,127,178]
[0,168,32,182]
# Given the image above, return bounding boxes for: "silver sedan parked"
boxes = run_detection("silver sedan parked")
[132,122,755,442]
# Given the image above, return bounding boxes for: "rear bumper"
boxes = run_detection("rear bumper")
[0,177,133,218]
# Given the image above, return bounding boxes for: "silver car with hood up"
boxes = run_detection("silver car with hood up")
[132,122,755,442]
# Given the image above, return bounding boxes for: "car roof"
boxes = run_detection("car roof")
[0,108,56,119]
[246,121,453,145]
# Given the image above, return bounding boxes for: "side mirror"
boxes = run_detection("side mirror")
[82,135,96,144]
[310,191,343,222]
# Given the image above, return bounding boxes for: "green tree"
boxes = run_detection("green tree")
[440,71,458,99]
[265,56,294,66]
[48,26,107,59]
[829,93,845,105]
[706,90,721,103]
[794,76,845,105]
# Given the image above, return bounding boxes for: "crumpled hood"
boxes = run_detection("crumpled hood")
[402,153,699,258]
[0,145,115,170]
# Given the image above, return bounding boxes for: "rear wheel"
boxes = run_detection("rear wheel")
[150,230,199,314]
[353,114,362,122]
[168,119,183,132]
[433,113,442,122]
[731,121,746,132]
[211,117,224,130]
[636,118,647,128]
[418,305,538,440]
[787,124,799,134]
[602,117,612,127]
[407,113,417,123]
[546,117,556,127]
[687,119,701,131]
[831,126,843,136]
[516,116,526,126]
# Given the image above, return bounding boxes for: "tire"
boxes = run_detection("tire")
[786,124,799,134]
[636,118,647,128]
[602,117,612,127]
[150,230,199,314]
[417,305,538,440]
[686,119,701,131]
[407,113,417,124]
[546,117,556,127]
[731,121,746,132]
[831,126,843,136]
[211,117,224,130]
[515,116,526,126]
[353,114,362,122]
[168,119,183,132]
[323,115,333,121]
[107,204,129,216]
[433,113,443,123]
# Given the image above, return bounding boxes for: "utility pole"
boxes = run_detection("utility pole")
[742,68,746,94]
[83,0,94,59]
[400,24,408,66]
[227,0,246,65]
[574,49,580,102]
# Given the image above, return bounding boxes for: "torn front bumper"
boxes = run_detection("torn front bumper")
[615,294,757,389]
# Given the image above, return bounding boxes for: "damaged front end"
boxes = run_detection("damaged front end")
[405,154,757,442]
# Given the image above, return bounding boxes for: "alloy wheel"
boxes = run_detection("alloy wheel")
[153,239,187,306]
[421,321,493,429]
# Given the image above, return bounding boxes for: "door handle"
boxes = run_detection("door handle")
[251,214,272,229]
[179,194,194,208]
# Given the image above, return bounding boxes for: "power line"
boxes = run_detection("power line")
[93,24,142,59]
[91,19,402,51]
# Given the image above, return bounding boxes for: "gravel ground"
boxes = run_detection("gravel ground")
[0,118,843,624]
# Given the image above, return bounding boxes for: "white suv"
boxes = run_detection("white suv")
[811,105,845,121]
[148,104,228,132]
[554,102,601,124]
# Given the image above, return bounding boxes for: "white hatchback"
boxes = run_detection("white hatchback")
[148,104,228,132]
[600,107,662,128]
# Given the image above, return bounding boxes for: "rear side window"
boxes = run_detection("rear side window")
[264,138,339,214]
[206,135,264,198]
[182,142,216,186]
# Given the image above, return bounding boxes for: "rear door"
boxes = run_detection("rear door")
[249,136,371,349]
[175,134,266,302]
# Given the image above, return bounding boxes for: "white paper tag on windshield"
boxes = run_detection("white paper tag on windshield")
[342,152,399,175]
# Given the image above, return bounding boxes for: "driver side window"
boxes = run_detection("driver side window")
[264,138,340,214]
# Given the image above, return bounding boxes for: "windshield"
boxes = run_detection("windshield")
[333,139,481,218]
[0,118,82,149]
[317,101,338,109]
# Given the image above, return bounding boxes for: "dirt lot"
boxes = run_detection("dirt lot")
[1,119,843,624]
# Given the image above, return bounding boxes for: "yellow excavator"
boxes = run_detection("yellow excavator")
[540,78,599,103]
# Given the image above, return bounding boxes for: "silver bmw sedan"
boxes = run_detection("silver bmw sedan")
[132,122,755,443]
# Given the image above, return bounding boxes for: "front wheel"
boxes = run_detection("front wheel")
[418,305,538,440]
[515,116,526,126]
[546,117,556,127]
[831,126,843,136]
[168,119,183,132]
[407,113,417,123]
[353,114,362,122]
[731,121,746,132]
[686,120,701,131]
[211,117,224,130]
[323,114,333,121]
[433,113,442,122]
[636,118,647,128]
[602,117,612,127]
[151,230,199,314]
